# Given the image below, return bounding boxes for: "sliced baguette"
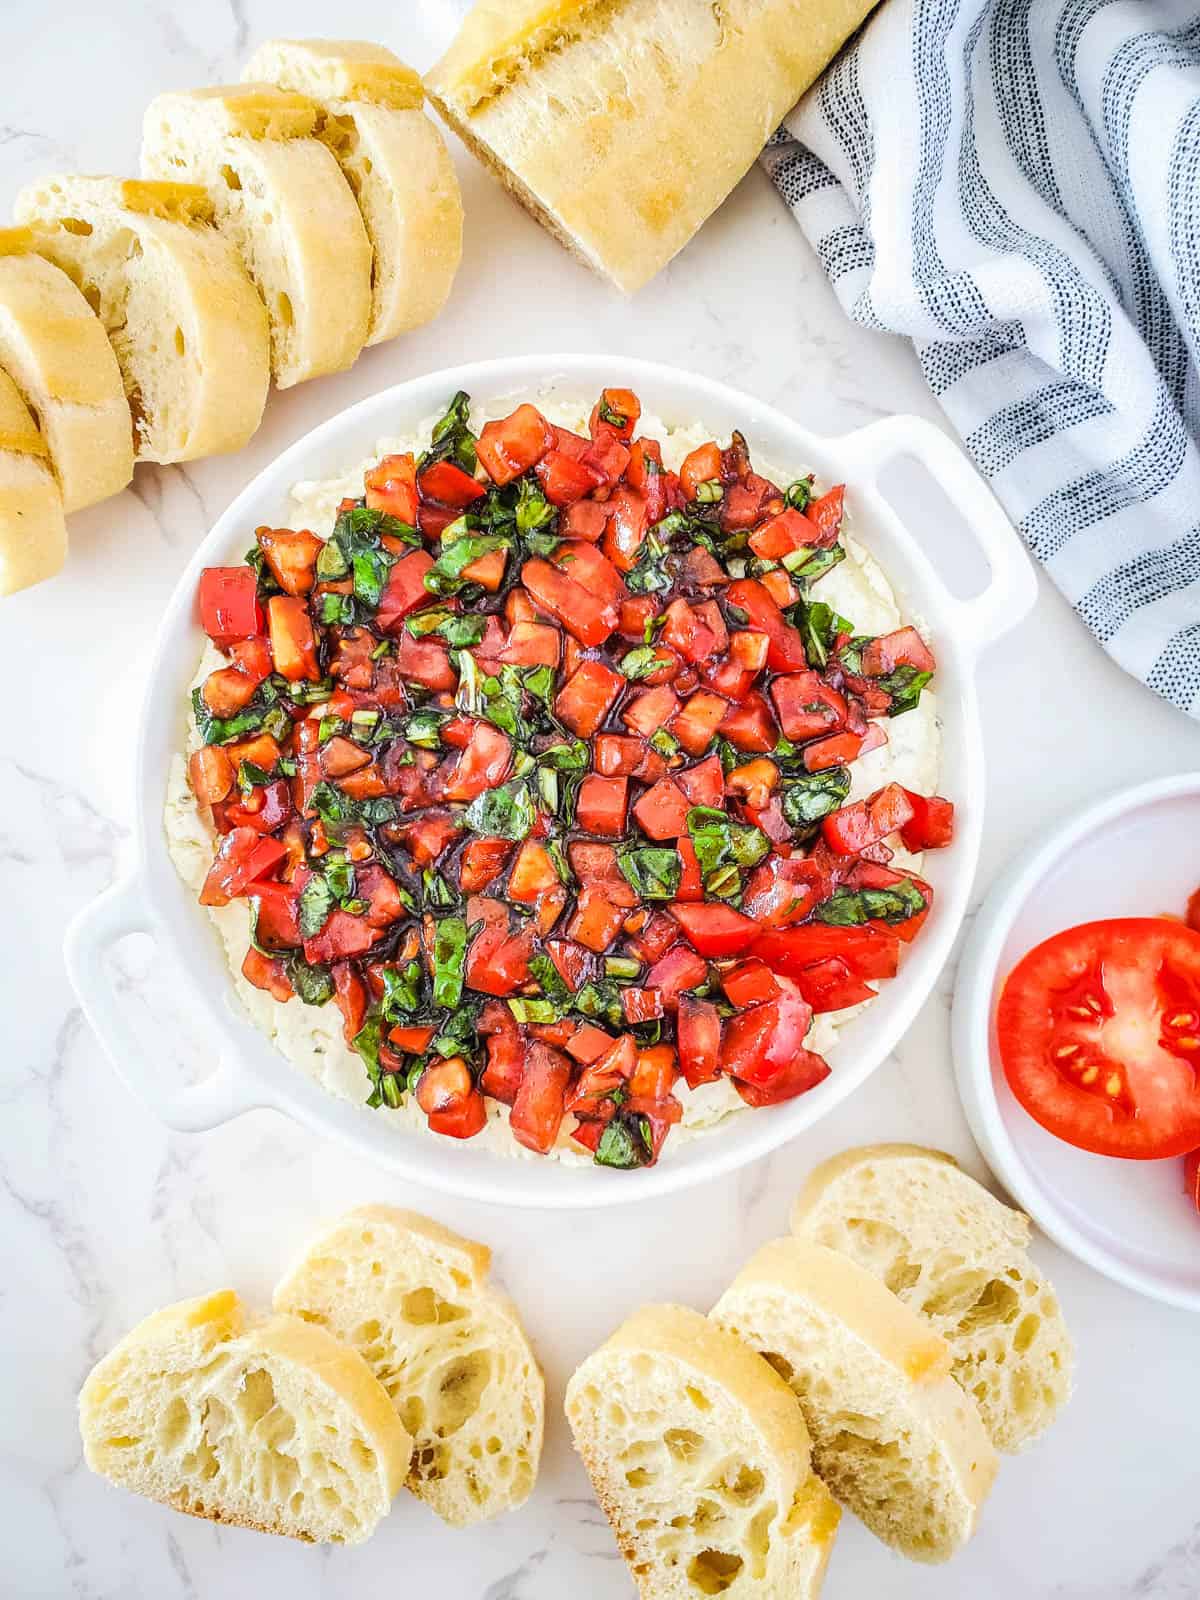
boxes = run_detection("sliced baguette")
[79,1289,411,1544]
[141,86,372,387]
[273,1205,543,1527]
[243,40,463,344]
[0,361,67,594]
[791,1144,1074,1452]
[0,228,132,510]
[712,1239,997,1563]
[565,1303,839,1599]
[15,177,269,464]
[424,0,882,293]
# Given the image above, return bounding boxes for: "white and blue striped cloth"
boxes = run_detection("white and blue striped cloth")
[764,0,1200,715]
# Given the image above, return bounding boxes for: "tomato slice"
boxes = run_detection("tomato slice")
[997,918,1200,1159]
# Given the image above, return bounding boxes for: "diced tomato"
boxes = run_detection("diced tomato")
[670,901,759,958]
[256,526,323,596]
[555,659,624,737]
[743,853,825,928]
[803,729,866,772]
[364,452,419,523]
[722,473,779,531]
[463,547,509,592]
[770,672,848,743]
[395,810,458,866]
[428,1090,488,1139]
[725,758,778,810]
[704,657,756,701]
[725,578,808,671]
[188,746,234,806]
[624,910,680,965]
[619,595,661,639]
[603,486,649,572]
[580,424,631,488]
[626,436,662,493]
[337,763,389,800]
[330,963,368,1043]
[319,735,371,779]
[465,913,534,995]
[628,1043,675,1100]
[633,778,692,841]
[823,784,915,856]
[417,502,460,540]
[675,837,704,902]
[441,721,513,802]
[199,566,262,647]
[481,1027,525,1104]
[577,774,629,837]
[595,734,645,777]
[356,864,406,926]
[622,987,665,1025]
[565,1024,612,1066]
[623,684,680,739]
[543,938,589,994]
[590,388,641,441]
[645,944,708,1009]
[393,633,458,693]
[676,755,724,809]
[754,922,901,982]
[389,1023,436,1055]
[522,555,619,648]
[718,692,778,752]
[748,507,823,561]
[677,995,722,1087]
[376,550,436,632]
[476,403,556,485]
[562,499,610,540]
[568,887,629,952]
[534,449,600,506]
[672,690,729,756]
[899,791,955,851]
[418,458,485,508]
[267,595,319,682]
[730,630,769,672]
[496,621,560,668]
[250,880,301,949]
[722,988,830,1106]
[567,841,637,902]
[227,635,274,685]
[510,1041,572,1154]
[201,665,261,718]
[508,840,559,902]
[861,625,935,677]
[459,836,511,892]
[723,959,780,1007]
[791,956,875,1012]
[200,828,288,907]
[679,441,723,499]
[241,947,293,1002]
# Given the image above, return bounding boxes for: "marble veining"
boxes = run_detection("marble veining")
[4,3,1200,1598]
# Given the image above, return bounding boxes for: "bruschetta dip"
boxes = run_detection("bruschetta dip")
[166,388,949,1170]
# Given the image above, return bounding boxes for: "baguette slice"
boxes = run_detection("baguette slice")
[15,177,269,463]
[273,1206,543,1527]
[0,228,132,510]
[424,0,882,293]
[565,1303,839,1600]
[79,1290,411,1544]
[712,1239,997,1563]
[141,86,372,387]
[791,1144,1074,1452]
[243,40,463,344]
[0,361,67,594]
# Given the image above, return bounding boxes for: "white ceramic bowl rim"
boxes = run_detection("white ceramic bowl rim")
[65,353,1036,1209]
[953,770,1200,1312]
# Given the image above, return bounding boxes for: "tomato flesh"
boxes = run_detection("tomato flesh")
[998,919,1200,1159]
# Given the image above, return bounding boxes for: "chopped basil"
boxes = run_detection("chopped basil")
[521,663,555,706]
[379,1072,404,1109]
[784,475,815,511]
[285,956,334,1006]
[594,1115,653,1169]
[617,645,660,680]
[328,505,419,608]
[405,607,486,648]
[323,854,355,901]
[515,477,556,536]
[381,961,423,1021]
[403,707,450,748]
[245,544,282,599]
[298,874,335,939]
[624,527,673,595]
[432,917,467,1008]
[424,534,508,597]
[642,611,667,646]
[649,727,681,760]
[815,879,928,927]
[191,679,289,747]
[617,846,681,901]
[537,766,559,813]
[686,806,769,878]
[315,540,350,581]
[352,1011,384,1079]
[693,479,723,504]
[309,781,397,838]
[782,543,845,585]
[604,956,642,981]
[319,591,358,626]
[878,664,932,717]
[787,598,855,670]
[462,780,535,841]
[538,739,589,771]
[780,767,852,827]
[530,951,572,1005]
[420,389,478,474]
[574,980,625,1029]
[507,996,561,1024]
[237,759,274,793]
[422,868,458,909]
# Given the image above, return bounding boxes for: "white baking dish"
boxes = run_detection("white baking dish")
[64,354,1035,1208]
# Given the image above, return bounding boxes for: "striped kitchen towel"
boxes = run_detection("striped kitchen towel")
[764,0,1200,715]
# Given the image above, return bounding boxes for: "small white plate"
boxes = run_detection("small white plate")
[953,772,1200,1312]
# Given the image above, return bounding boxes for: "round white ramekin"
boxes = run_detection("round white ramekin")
[66,354,1035,1208]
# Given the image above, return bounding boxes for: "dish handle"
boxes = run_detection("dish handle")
[64,874,268,1132]
[834,415,1038,654]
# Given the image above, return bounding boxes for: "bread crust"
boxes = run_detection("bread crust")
[0,248,132,511]
[245,42,463,344]
[0,361,67,595]
[425,0,884,292]
[17,175,270,462]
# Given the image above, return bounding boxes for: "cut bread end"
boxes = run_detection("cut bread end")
[243,39,425,110]
[791,1144,1074,1453]
[0,360,66,595]
[274,1205,543,1527]
[713,1239,997,1564]
[79,1289,411,1545]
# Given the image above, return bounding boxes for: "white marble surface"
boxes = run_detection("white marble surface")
[4,4,1200,1597]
